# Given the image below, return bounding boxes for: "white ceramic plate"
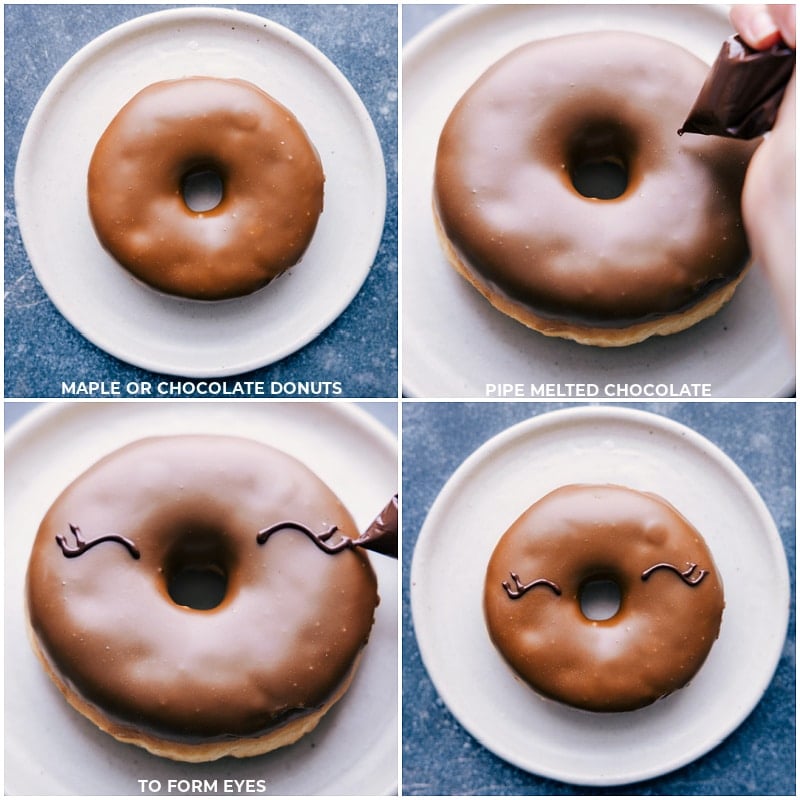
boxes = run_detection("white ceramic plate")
[410,406,789,785]
[5,402,397,795]
[15,7,386,377]
[402,4,794,397]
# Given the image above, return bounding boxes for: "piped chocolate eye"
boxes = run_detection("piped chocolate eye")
[504,557,711,600]
[56,524,140,560]
[257,495,399,558]
[641,561,709,585]
[502,572,561,599]
[256,520,345,554]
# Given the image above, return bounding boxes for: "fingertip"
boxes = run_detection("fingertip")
[768,3,796,48]
[730,3,782,49]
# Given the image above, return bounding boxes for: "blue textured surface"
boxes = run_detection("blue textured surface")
[402,3,459,43]
[5,4,397,398]
[402,401,796,795]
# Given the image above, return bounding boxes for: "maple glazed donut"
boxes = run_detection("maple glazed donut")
[88,77,324,300]
[484,484,725,712]
[433,31,761,346]
[25,435,379,762]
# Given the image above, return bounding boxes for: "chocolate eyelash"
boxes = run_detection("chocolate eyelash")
[256,521,348,554]
[641,561,709,585]
[56,524,141,560]
[503,559,710,599]
[257,506,399,557]
[57,505,400,563]
[502,572,562,600]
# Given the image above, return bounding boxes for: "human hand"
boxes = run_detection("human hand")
[730,4,796,344]
[730,4,796,49]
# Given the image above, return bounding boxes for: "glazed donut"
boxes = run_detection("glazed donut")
[433,32,760,346]
[483,484,724,712]
[88,77,324,300]
[25,435,378,761]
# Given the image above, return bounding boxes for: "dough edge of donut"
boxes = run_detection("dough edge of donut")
[433,203,751,347]
[25,612,365,763]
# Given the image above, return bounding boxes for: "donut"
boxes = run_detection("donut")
[88,77,324,300]
[433,32,760,346]
[483,484,724,712]
[25,435,379,761]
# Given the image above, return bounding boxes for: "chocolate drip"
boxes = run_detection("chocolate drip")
[641,561,708,586]
[678,34,795,139]
[56,524,140,560]
[502,572,562,600]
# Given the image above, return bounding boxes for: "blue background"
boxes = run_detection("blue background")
[402,401,796,795]
[5,4,397,398]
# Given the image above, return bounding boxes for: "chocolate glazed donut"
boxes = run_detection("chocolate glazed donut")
[434,32,760,346]
[25,435,378,762]
[484,484,724,712]
[88,77,324,300]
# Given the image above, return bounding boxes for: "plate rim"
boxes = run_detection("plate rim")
[410,404,790,786]
[14,5,387,378]
[4,398,399,464]
[403,3,731,63]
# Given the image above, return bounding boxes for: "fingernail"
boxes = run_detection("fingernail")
[771,3,796,48]
[747,8,781,47]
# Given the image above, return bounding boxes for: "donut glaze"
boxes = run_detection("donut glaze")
[26,435,378,760]
[88,77,324,300]
[484,485,724,712]
[434,32,760,345]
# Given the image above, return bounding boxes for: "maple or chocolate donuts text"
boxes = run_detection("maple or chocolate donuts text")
[434,32,759,346]
[484,484,724,712]
[26,435,378,761]
[88,77,324,300]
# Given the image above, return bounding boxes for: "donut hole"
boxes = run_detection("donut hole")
[566,121,635,200]
[181,167,224,212]
[168,566,227,610]
[571,159,628,200]
[164,528,235,611]
[579,577,622,621]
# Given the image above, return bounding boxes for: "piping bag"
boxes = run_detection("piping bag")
[679,34,795,139]
[356,494,398,558]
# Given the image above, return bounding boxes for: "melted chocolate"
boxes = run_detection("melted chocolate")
[484,485,724,712]
[357,494,398,557]
[257,521,346,554]
[258,494,398,559]
[26,436,378,744]
[434,32,758,329]
[679,35,795,139]
[502,572,562,599]
[641,561,709,585]
[88,77,324,300]
[56,524,140,560]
